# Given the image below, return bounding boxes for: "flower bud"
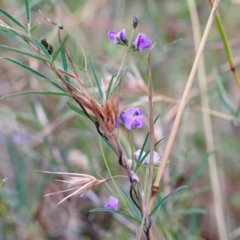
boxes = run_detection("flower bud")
[133,16,138,29]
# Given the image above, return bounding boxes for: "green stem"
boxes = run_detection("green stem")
[112,28,135,93]
[98,136,125,204]
[129,129,134,169]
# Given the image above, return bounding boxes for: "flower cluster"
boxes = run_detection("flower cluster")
[108,17,152,52]
[134,149,161,165]
[117,107,144,130]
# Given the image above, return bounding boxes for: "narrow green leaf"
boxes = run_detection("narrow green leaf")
[236,103,240,117]
[25,35,51,59]
[115,181,141,217]
[1,91,70,99]
[88,54,103,100]
[106,75,115,99]
[100,135,114,152]
[0,178,7,190]
[51,35,69,63]
[113,68,129,92]
[89,208,141,223]
[135,137,164,172]
[135,114,161,171]
[150,185,188,216]
[218,94,236,117]
[171,208,206,215]
[67,102,97,121]
[0,44,50,62]
[25,0,31,25]
[183,150,214,185]
[0,8,27,31]
[30,22,39,33]
[2,57,48,79]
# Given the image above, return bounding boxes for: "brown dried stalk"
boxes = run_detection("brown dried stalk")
[147,0,220,213]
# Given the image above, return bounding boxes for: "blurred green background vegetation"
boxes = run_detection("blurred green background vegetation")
[0,0,240,239]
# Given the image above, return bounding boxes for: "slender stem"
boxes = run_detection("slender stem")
[98,136,125,205]
[147,0,220,213]
[208,0,240,88]
[129,129,134,169]
[112,28,135,93]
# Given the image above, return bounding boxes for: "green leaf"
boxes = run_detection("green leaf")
[88,54,103,100]
[30,22,39,33]
[51,35,69,63]
[67,102,97,121]
[100,135,114,152]
[89,208,141,223]
[0,44,50,62]
[1,91,70,100]
[0,178,7,190]
[183,150,214,185]
[0,8,27,31]
[24,0,31,25]
[113,68,129,92]
[24,35,51,59]
[115,181,141,217]
[106,74,115,99]
[135,137,164,172]
[134,114,161,171]
[217,94,236,117]
[2,57,48,79]
[150,185,188,217]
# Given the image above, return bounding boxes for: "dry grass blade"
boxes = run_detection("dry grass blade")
[147,0,220,213]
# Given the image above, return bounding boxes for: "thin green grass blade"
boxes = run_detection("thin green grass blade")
[30,22,39,33]
[236,103,240,117]
[0,178,7,190]
[55,35,70,82]
[100,135,114,152]
[88,54,103,100]
[67,102,97,121]
[135,137,164,172]
[115,181,141,217]
[106,75,115,99]
[24,35,51,59]
[217,94,236,117]
[89,208,141,223]
[0,8,27,31]
[24,0,31,31]
[2,57,48,79]
[135,114,161,171]
[150,185,188,217]
[113,68,129,92]
[51,35,69,63]
[0,44,50,62]
[1,91,70,99]
[183,150,214,185]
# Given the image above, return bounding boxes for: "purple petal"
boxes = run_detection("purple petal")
[144,39,152,49]
[104,196,118,210]
[108,30,116,40]
[124,115,144,130]
[134,149,146,162]
[115,116,120,128]
[120,107,142,122]
[144,151,161,164]
[120,29,126,42]
[12,132,30,144]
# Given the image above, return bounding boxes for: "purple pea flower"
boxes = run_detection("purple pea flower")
[120,107,144,130]
[12,131,30,144]
[104,196,118,210]
[108,29,127,45]
[133,33,152,52]
[134,149,161,165]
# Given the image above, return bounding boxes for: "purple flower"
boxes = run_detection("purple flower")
[120,107,144,130]
[12,131,30,144]
[108,29,127,45]
[134,149,161,164]
[133,33,152,52]
[115,116,121,128]
[104,196,118,210]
